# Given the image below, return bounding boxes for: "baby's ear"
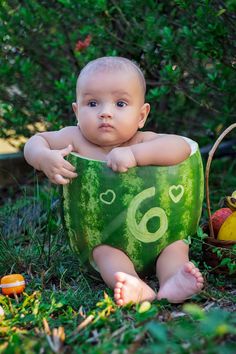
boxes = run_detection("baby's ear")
[72,102,79,123]
[138,103,150,129]
[72,102,77,115]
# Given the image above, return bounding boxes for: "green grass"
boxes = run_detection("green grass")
[0,157,236,353]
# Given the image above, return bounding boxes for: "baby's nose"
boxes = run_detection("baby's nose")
[99,104,113,119]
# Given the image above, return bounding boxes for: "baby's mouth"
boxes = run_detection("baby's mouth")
[99,123,113,129]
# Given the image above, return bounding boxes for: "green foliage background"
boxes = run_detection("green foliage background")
[0,0,236,146]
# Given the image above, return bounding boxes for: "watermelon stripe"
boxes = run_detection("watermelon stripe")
[62,146,204,274]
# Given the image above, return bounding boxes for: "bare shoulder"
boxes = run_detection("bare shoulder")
[140,132,190,146]
[141,132,191,160]
[38,126,79,138]
[37,126,81,150]
[136,131,176,142]
[138,131,160,142]
[131,131,157,143]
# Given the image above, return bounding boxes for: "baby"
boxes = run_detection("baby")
[24,56,204,305]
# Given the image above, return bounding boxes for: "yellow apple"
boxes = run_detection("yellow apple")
[218,212,236,241]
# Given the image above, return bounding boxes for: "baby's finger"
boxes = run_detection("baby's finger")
[54,174,71,185]
[63,160,77,172]
[106,160,112,168]
[60,144,73,157]
[111,163,118,172]
[118,166,128,173]
[60,168,78,179]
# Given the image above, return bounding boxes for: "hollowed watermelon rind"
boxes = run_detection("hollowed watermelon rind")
[62,144,204,274]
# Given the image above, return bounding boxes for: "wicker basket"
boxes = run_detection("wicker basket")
[202,123,236,276]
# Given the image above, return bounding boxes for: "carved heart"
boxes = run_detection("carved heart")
[169,185,184,203]
[100,189,116,205]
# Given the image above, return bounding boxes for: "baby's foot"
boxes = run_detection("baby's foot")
[157,262,204,303]
[114,272,156,306]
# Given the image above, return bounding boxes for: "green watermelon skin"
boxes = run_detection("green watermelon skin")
[62,145,204,274]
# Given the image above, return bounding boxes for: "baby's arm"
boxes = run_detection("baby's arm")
[106,133,191,172]
[131,133,191,166]
[24,127,78,184]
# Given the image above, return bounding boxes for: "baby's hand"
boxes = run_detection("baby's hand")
[106,146,137,172]
[40,145,78,184]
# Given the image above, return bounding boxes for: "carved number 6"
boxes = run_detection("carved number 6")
[127,187,168,243]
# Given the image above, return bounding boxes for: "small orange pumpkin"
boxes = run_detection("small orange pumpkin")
[0,274,25,295]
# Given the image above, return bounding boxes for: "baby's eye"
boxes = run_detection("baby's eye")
[116,101,127,108]
[88,100,97,107]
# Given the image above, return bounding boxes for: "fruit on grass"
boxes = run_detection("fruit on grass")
[232,190,236,198]
[210,208,233,235]
[225,196,236,211]
[62,139,204,274]
[221,190,236,211]
[138,301,151,313]
[0,274,25,295]
[218,212,236,241]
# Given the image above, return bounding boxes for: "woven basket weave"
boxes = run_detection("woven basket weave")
[202,123,236,275]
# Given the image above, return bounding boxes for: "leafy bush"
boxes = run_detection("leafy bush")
[0,0,236,147]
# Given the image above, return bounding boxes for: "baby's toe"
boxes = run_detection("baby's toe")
[197,282,204,290]
[114,272,126,283]
[193,267,200,275]
[196,273,203,281]
[184,262,195,273]
[116,299,124,306]
[115,281,123,289]
[114,293,121,300]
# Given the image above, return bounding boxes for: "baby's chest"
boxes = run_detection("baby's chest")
[75,142,107,161]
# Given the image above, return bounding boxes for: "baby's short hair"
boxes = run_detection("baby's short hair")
[77,56,146,98]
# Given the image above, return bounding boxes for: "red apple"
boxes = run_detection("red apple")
[211,208,233,235]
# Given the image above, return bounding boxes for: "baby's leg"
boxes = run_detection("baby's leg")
[93,245,156,306]
[156,240,204,303]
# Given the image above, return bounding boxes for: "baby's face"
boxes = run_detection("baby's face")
[74,69,149,148]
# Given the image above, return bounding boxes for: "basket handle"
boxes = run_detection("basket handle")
[205,123,236,238]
